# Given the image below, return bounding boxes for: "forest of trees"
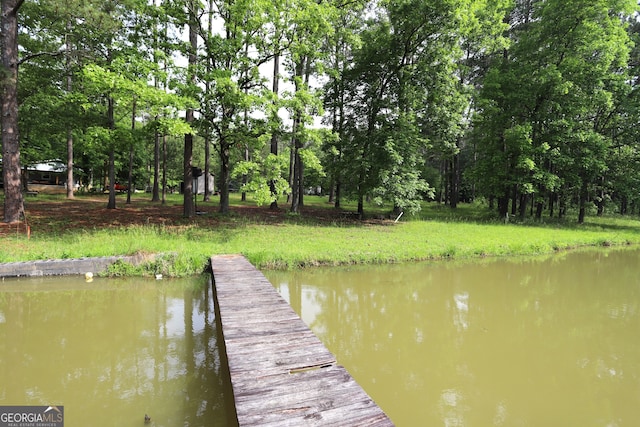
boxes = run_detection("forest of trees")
[1,0,639,223]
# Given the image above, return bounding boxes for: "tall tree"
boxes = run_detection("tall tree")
[322,1,366,209]
[285,0,334,213]
[431,0,510,208]
[195,0,276,214]
[1,0,25,223]
[337,0,467,217]
[260,0,292,210]
[183,0,198,218]
[65,20,75,199]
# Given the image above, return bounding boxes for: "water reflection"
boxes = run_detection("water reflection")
[265,247,640,427]
[452,292,469,331]
[0,276,235,427]
[439,388,467,427]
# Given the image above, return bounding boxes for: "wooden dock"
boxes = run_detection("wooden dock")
[210,254,394,426]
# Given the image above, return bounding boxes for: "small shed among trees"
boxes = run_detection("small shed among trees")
[20,161,79,194]
[194,172,215,195]
[26,161,66,185]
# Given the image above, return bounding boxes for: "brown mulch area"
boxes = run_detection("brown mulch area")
[0,196,376,237]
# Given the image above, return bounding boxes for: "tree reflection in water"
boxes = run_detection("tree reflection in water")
[266,247,640,426]
[0,276,235,427]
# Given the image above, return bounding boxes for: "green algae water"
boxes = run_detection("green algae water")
[0,276,235,427]
[265,247,640,427]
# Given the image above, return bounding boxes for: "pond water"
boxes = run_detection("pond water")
[0,276,236,427]
[2,248,638,427]
[264,247,640,427]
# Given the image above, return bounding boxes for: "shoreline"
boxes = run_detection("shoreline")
[0,253,157,278]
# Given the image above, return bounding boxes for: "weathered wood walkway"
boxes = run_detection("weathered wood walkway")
[210,254,394,426]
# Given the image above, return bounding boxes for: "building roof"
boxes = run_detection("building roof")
[27,161,66,172]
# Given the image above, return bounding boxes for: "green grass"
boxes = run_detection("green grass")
[2,192,640,276]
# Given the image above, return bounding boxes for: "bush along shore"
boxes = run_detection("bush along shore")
[1,193,640,277]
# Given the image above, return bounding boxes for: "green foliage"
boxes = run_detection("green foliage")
[8,0,640,225]
[103,252,202,277]
[473,0,637,220]
[233,153,290,206]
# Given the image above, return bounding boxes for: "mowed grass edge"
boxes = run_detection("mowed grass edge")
[1,193,639,276]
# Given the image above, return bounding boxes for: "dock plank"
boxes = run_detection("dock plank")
[210,254,394,426]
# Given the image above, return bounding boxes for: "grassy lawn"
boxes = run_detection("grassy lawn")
[1,192,639,276]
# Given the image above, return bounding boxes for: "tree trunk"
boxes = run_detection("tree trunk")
[106,96,116,209]
[450,153,460,208]
[241,142,248,202]
[535,200,543,220]
[241,61,249,202]
[289,57,306,214]
[298,158,304,207]
[1,0,24,223]
[596,177,605,216]
[204,135,211,202]
[66,129,74,198]
[441,160,448,204]
[269,50,280,210]
[219,144,230,214]
[518,192,527,220]
[578,181,587,224]
[65,21,74,199]
[152,130,161,202]
[183,132,194,217]
[126,145,133,204]
[203,0,213,204]
[287,141,294,204]
[107,149,116,209]
[530,192,534,217]
[183,2,197,218]
[328,177,335,204]
[126,97,136,204]
[290,144,301,213]
[498,189,509,219]
[161,134,167,204]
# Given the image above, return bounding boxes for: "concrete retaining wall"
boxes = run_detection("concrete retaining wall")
[0,254,155,278]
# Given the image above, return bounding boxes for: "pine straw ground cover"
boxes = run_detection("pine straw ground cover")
[0,192,384,235]
[1,192,640,275]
